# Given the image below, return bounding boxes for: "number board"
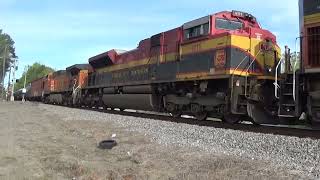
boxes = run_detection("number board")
[214,49,226,68]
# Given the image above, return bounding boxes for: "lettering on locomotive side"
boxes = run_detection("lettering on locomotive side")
[112,67,149,80]
[112,71,129,80]
[130,67,149,76]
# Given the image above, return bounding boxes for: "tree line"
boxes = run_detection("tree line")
[15,63,54,90]
[1,29,54,95]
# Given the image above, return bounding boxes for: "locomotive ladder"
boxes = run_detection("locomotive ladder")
[72,80,81,105]
[274,46,302,119]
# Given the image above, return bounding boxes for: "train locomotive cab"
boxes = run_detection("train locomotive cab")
[178,11,281,123]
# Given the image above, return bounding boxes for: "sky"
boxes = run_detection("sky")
[0,0,300,85]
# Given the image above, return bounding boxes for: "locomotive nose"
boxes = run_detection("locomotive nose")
[260,39,280,74]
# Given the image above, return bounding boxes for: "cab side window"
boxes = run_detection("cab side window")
[183,16,211,40]
[184,23,210,39]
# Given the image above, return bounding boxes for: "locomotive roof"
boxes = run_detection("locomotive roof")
[88,49,128,69]
[89,49,127,62]
[30,76,44,83]
[66,64,92,72]
[52,70,67,76]
[88,10,262,70]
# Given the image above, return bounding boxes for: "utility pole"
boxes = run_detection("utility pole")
[22,65,28,102]
[10,58,16,102]
[2,45,7,101]
[7,65,11,101]
[23,66,28,89]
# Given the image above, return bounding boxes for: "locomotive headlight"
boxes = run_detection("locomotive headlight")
[265,66,273,73]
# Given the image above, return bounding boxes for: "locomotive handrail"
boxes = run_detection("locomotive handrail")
[230,49,262,101]
[293,60,299,102]
[230,55,249,101]
[243,49,262,97]
[73,85,80,94]
[72,79,80,97]
[72,79,78,92]
[274,58,284,99]
[72,81,81,105]
[231,56,249,76]
[292,37,300,102]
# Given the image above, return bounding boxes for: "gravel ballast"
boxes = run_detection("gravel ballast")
[40,104,320,178]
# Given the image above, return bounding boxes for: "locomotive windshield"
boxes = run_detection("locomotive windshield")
[215,18,243,30]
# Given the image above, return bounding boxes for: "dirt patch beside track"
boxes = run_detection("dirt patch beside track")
[0,102,306,179]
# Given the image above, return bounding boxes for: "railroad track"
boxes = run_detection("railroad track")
[66,105,320,139]
[26,102,320,139]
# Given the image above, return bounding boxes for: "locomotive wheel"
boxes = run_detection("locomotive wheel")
[194,111,208,121]
[247,102,277,125]
[223,113,241,124]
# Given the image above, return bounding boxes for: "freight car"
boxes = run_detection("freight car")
[276,0,320,125]
[75,10,281,124]
[13,88,26,101]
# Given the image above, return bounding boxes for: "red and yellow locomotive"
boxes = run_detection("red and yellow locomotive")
[80,10,281,123]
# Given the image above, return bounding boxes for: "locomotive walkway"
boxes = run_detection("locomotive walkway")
[0,102,316,179]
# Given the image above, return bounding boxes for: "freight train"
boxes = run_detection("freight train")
[22,2,320,127]
[23,10,281,124]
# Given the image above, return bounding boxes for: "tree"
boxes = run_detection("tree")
[0,29,17,81]
[280,52,301,73]
[15,63,54,90]
[0,30,17,98]
[290,52,301,71]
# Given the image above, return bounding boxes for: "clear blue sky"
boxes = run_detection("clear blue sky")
[0,0,300,83]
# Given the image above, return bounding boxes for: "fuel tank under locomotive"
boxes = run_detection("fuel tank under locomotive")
[99,83,227,118]
[101,85,160,111]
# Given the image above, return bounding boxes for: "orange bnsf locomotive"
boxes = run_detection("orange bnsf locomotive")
[26,10,281,124]
[25,64,92,104]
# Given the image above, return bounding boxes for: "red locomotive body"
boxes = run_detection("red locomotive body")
[86,10,281,123]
